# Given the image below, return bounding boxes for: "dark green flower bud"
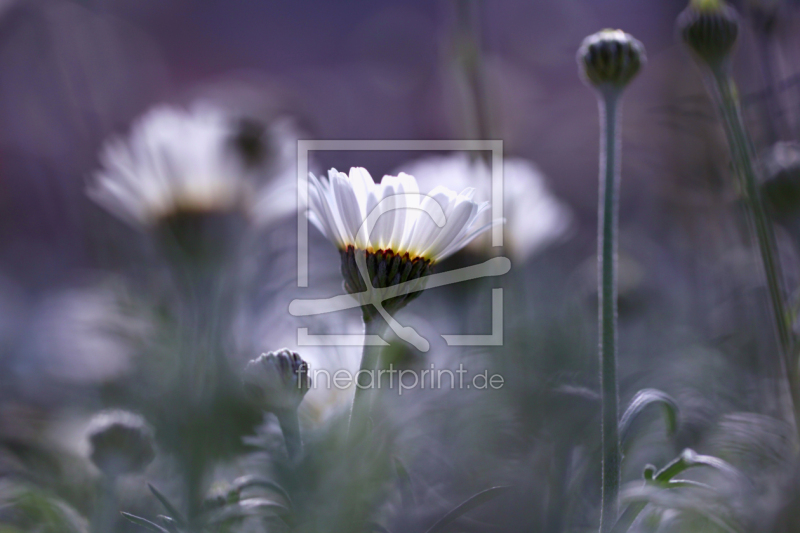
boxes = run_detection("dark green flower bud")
[243,349,311,412]
[578,29,646,91]
[678,0,740,70]
[87,410,155,477]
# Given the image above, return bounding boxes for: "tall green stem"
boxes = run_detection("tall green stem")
[598,91,621,533]
[184,447,206,525]
[348,318,386,440]
[455,0,492,146]
[709,68,800,439]
[276,409,302,462]
[90,476,118,533]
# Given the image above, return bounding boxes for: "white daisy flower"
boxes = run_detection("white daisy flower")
[397,154,572,261]
[308,167,493,318]
[89,103,300,229]
[90,103,251,227]
[309,167,492,263]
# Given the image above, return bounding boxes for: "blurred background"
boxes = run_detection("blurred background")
[3,0,800,531]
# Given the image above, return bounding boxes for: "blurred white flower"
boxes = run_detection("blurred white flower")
[90,104,248,226]
[23,282,142,385]
[396,154,572,261]
[89,103,299,228]
[308,167,491,264]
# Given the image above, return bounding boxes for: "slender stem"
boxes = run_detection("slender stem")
[455,0,492,148]
[348,318,386,440]
[597,90,620,533]
[276,409,303,462]
[598,91,621,533]
[709,69,800,440]
[183,446,206,526]
[90,476,118,533]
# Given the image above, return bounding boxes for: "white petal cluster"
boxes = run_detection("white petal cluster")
[90,104,249,226]
[308,168,492,263]
[398,154,572,260]
[90,103,295,227]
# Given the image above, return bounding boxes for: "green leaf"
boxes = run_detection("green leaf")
[612,452,743,533]
[230,476,292,508]
[156,515,181,533]
[619,484,742,533]
[202,498,289,526]
[619,388,679,445]
[611,501,648,533]
[424,486,510,533]
[6,487,88,533]
[121,512,170,533]
[655,449,742,483]
[148,484,186,528]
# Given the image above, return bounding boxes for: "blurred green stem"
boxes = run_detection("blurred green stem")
[709,67,800,440]
[90,476,117,533]
[455,0,492,149]
[348,318,386,440]
[276,409,302,462]
[598,90,621,533]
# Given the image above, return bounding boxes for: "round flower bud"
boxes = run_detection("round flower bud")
[87,410,155,477]
[678,0,740,70]
[242,349,311,412]
[577,29,646,91]
[759,142,800,218]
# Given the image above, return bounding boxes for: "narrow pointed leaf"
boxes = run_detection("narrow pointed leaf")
[156,515,181,533]
[655,449,742,483]
[424,486,510,533]
[619,484,743,533]
[231,476,292,508]
[611,502,648,533]
[202,498,290,526]
[120,512,170,533]
[665,480,716,491]
[612,459,733,533]
[620,388,679,445]
[147,484,186,528]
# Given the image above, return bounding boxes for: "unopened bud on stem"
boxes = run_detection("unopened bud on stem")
[87,410,155,478]
[678,0,740,71]
[243,349,311,412]
[243,349,311,462]
[578,29,646,93]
